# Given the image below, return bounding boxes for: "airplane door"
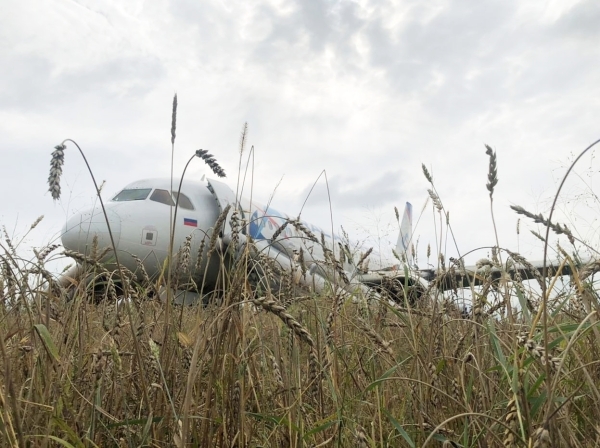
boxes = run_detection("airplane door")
[206,179,244,238]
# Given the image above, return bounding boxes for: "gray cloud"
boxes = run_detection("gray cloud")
[299,171,403,209]
[0,54,164,112]
[555,1,600,41]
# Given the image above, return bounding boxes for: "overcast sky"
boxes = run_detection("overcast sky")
[2,0,600,270]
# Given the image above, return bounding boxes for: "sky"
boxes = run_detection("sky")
[2,0,600,271]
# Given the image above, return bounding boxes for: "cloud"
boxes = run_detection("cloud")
[299,171,403,209]
[0,54,164,112]
[1,0,600,264]
[554,1,600,41]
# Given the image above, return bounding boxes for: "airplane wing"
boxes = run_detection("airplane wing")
[419,256,593,291]
[352,254,599,306]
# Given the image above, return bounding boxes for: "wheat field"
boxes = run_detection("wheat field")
[2,235,600,447]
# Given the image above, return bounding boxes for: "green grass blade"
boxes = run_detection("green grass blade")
[383,409,415,448]
[33,324,59,363]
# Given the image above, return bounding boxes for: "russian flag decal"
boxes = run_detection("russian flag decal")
[184,218,198,227]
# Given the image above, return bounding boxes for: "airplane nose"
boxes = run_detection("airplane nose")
[62,208,121,256]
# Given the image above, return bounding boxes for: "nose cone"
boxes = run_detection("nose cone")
[62,208,121,256]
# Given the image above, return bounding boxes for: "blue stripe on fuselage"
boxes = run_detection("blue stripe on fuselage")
[248,205,341,243]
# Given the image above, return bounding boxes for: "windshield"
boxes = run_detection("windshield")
[112,188,152,202]
[172,191,195,210]
[149,189,195,210]
[150,189,175,206]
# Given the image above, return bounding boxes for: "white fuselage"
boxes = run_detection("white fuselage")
[61,177,386,292]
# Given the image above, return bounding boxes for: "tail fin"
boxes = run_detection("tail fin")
[395,202,413,265]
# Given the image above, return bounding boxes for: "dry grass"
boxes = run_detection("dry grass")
[1,239,600,447]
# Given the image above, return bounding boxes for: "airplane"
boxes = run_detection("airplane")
[59,176,583,305]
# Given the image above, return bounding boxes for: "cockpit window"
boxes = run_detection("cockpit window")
[148,190,195,210]
[150,189,175,206]
[112,188,152,202]
[113,187,194,210]
[172,192,194,210]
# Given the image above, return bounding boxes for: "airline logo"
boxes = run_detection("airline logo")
[184,218,198,227]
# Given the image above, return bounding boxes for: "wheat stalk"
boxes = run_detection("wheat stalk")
[511,205,574,243]
[485,144,498,198]
[196,149,226,178]
[48,144,65,200]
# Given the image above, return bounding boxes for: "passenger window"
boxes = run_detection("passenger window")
[150,189,175,206]
[172,191,195,210]
[112,188,152,202]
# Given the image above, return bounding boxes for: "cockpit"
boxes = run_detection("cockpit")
[112,188,195,210]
